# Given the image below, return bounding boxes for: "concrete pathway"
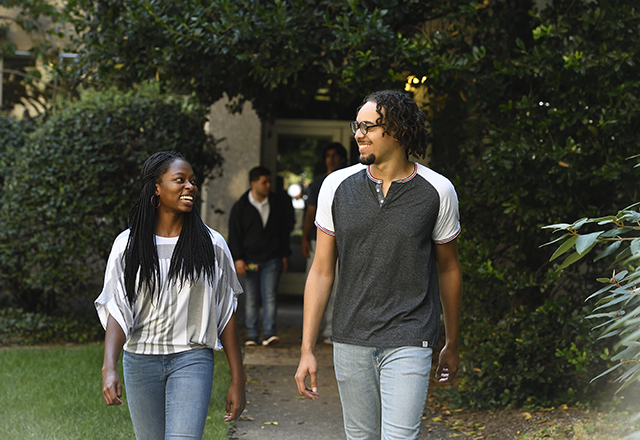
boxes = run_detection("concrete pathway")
[231,295,468,440]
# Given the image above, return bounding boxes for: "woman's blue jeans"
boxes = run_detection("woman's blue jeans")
[333,343,433,440]
[242,257,282,341]
[123,348,214,440]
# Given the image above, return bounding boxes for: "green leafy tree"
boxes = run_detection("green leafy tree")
[0,85,222,312]
[65,0,441,117]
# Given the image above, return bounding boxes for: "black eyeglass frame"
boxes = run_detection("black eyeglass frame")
[350,121,382,135]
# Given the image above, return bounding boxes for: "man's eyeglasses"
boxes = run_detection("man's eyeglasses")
[350,121,381,135]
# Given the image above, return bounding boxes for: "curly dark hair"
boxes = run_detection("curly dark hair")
[358,90,429,159]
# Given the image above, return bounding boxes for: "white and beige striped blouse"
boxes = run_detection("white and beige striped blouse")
[95,227,242,355]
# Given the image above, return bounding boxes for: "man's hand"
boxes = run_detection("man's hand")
[301,237,312,259]
[436,343,459,383]
[294,352,319,400]
[235,259,248,277]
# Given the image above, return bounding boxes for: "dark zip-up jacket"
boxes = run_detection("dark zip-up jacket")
[228,190,292,263]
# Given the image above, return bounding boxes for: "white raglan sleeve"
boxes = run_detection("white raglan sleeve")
[94,231,135,338]
[432,179,461,244]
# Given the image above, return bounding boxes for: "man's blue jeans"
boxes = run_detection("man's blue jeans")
[242,257,282,341]
[333,343,433,440]
[123,348,214,440]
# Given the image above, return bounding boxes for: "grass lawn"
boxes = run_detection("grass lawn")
[0,343,233,439]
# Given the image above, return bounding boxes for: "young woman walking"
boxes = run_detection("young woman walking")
[96,151,246,439]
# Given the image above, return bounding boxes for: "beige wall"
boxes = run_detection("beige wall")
[201,96,262,239]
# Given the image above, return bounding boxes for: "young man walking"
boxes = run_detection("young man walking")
[228,166,292,347]
[295,90,462,439]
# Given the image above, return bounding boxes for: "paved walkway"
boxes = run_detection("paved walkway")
[230,295,467,440]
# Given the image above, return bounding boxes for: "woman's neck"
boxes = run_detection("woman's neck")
[154,214,184,237]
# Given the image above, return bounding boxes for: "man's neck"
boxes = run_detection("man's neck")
[369,158,414,183]
[251,189,267,203]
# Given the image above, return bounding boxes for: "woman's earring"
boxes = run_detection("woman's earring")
[151,194,161,209]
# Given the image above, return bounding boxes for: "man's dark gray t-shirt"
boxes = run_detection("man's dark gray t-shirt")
[315,163,460,348]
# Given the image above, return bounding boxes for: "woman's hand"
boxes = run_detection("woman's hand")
[224,381,246,422]
[102,314,126,406]
[101,367,123,406]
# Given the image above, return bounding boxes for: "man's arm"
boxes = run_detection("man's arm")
[434,239,462,383]
[294,230,337,399]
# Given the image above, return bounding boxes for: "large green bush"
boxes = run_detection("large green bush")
[0,86,222,312]
[441,296,612,409]
[0,116,33,186]
[421,0,640,408]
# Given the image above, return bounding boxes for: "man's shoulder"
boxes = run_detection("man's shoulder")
[414,163,457,194]
[231,191,251,207]
[324,163,367,187]
[317,164,367,207]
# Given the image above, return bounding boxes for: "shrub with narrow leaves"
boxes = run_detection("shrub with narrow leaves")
[544,199,640,437]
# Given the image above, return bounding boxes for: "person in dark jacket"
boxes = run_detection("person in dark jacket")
[228,166,292,346]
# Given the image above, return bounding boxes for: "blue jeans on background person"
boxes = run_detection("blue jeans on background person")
[333,343,433,440]
[123,348,214,440]
[242,257,282,342]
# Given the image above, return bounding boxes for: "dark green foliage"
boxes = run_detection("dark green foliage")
[0,115,33,185]
[0,86,222,312]
[543,206,640,436]
[415,0,640,408]
[444,298,612,409]
[65,0,438,117]
[0,307,103,345]
[544,207,640,395]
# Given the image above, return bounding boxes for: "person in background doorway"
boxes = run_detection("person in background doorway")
[97,151,246,440]
[228,166,292,347]
[295,90,462,440]
[276,175,296,235]
[301,142,347,344]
